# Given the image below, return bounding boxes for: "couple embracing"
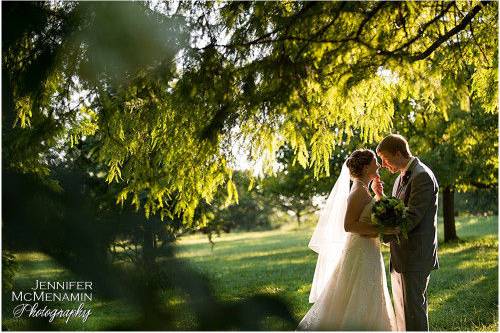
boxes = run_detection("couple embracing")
[298,134,439,331]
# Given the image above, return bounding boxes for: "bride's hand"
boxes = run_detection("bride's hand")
[360,233,379,239]
[382,226,401,235]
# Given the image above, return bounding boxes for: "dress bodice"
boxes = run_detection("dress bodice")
[359,198,376,225]
[346,197,379,250]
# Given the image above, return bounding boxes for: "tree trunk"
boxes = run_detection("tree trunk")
[295,211,301,227]
[143,221,155,268]
[443,185,458,242]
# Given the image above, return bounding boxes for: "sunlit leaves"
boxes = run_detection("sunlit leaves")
[309,127,335,178]
[106,159,123,184]
[68,107,99,147]
[225,178,239,207]
[3,1,497,228]
[116,188,129,207]
[283,121,309,169]
[472,65,498,114]
[14,96,33,128]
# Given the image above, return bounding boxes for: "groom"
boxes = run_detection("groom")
[374,134,439,331]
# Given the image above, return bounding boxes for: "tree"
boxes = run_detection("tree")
[262,171,317,227]
[182,0,497,172]
[260,144,340,226]
[3,1,497,229]
[392,90,497,242]
[208,170,274,232]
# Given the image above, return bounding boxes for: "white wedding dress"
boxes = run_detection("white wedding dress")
[297,199,397,331]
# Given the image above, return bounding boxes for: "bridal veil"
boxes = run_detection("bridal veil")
[307,161,350,303]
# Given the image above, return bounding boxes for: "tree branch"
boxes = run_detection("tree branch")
[194,2,317,51]
[356,1,387,38]
[408,1,488,61]
[294,1,347,59]
[468,14,492,66]
[391,1,455,54]
[195,1,489,66]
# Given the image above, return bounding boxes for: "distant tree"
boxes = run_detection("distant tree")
[212,170,274,232]
[260,145,330,227]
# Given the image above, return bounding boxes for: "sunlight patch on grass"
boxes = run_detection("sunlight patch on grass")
[431,275,487,304]
[179,229,292,245]
[204,247,306,262]
[297,283,311,294]
[271,257,312,266]
[14,251,53,261]
[261,284,284,295]
[21,267,66,275]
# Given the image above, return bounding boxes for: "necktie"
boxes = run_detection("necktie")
[396,170,412,197]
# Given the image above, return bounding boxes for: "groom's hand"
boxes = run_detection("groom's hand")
[371,176,384,199]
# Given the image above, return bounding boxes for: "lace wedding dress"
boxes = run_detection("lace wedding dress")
[297,199,397,331]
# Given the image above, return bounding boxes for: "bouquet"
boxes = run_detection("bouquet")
[371,196,409,243]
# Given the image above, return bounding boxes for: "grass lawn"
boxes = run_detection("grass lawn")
[174,215,498,331]
[3,215,498,331]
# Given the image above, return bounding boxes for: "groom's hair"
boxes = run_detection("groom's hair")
[376,134,411,158]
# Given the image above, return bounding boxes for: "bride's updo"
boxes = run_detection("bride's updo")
[346,149,375,178]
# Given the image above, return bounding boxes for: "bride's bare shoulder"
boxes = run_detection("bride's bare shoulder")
[347,187,372,207]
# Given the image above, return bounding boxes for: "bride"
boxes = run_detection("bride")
[297,149,400,331]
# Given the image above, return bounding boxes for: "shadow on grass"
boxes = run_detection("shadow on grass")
[428,238,498,330]
[3,169,298,331]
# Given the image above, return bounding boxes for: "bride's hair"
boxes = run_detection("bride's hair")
[346,149,375,178]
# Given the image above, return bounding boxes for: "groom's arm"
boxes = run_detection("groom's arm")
[406,172,436,232]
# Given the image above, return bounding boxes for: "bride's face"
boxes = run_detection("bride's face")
[365,156,380,180]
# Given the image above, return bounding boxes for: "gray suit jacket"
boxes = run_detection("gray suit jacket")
[387,157,440,273]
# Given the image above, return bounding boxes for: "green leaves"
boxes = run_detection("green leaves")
[3,1,497,229]
[472,65,498,114]
[106,160,123,184]
[310,127,335,178]
[225,178,239,207]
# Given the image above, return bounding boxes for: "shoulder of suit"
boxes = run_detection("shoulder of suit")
[414,159,436,178]
[409,158,428,173]
[411,160,438,187]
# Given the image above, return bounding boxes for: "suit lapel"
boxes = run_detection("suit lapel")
[400,157,420,202]
[392,157,420,200]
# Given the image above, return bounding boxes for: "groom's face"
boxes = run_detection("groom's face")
[377,151,400,174]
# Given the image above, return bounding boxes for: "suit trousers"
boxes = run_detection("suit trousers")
[391,270,431,331]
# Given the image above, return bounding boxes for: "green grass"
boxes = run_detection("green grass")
[3,215,498,331]
[173,215,498,331]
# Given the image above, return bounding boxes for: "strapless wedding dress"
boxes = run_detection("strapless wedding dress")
[297,199,397,331]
